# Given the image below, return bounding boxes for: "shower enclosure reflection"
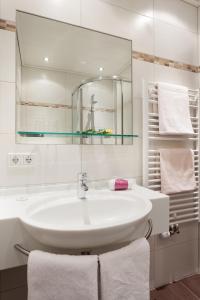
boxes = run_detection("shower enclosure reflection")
[16,11,134,145]
[72,77,132,145]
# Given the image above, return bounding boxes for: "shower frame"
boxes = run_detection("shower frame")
[71,76,132,145]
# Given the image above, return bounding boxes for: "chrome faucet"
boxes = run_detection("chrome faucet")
[78,172,89,199]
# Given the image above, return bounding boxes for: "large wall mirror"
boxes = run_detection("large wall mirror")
[16,11,135,145]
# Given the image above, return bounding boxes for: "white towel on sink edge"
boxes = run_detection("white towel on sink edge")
[28,250,98,300]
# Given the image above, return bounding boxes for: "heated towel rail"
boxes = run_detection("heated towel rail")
[143,82,199,224]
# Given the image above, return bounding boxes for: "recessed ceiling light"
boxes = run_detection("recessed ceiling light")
[44,57,49,62]
[80,60,87,65]
[99,67,104,72]
[112,75,118,79]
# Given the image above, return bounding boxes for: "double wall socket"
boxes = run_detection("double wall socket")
[8,153,36,167]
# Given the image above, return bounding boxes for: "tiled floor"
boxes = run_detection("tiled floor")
[1,266,200,300]
[151,275,200,300]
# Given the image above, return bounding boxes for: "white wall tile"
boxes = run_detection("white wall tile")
[155,64,199,89]
[154,240,198,287]
[0,134,81,187]
[0,29,15,83]
[0,134,44,186]
[0,82,15,134]
[81,0,154,54]
[21,67,67,105]
[155,0,198,33]
[155,19,198,65]
[100,0,153,18]
[18,105,71,133]
[0,0,81,25]
[41,144,81,184]
[132,59,154,98]
[82,144,141,180]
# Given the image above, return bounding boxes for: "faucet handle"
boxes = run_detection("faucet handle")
[78,172,88,199]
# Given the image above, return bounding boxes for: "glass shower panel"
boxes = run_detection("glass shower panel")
[72,78,133,145]
[72,78,131,145]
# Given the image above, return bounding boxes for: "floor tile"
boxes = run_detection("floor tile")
[1,286,27,300]
[0,266,27,292]
[182,275,200,298]
[151,281,198,300]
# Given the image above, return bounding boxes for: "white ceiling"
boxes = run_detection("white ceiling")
[182,0,200,7]
[17,12,132,78]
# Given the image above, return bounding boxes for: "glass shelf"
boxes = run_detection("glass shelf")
[17,131,138,138]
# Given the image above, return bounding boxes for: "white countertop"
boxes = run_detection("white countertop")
[0,183,167,221]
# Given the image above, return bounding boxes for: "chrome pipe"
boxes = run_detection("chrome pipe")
[145,219,153,240]
[15,244,30,256]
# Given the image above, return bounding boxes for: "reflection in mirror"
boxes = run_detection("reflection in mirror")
[16,11,135,145]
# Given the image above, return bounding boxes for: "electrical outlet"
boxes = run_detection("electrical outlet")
[23,154,35,166]
[8,153,36,167]
[8,153,23,167]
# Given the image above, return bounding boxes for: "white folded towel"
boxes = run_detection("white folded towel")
[160,148,196,194]
[28,250,98,300]
[100,238,150,300]
[157,82,194,135]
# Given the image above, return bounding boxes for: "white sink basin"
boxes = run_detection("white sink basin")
[20,191,152,249]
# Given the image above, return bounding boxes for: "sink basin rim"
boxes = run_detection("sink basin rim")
[20,196,152,232]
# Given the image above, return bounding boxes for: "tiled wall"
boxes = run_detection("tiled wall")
[0,0,199,186]
[20,66,77,135]
[0,0,199,290]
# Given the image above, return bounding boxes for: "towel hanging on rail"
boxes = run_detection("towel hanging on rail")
[160,148,197,194]
[143,81,199,224]
[28,250,98,300]
[99,238,150,300]
[157,82,194,135]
